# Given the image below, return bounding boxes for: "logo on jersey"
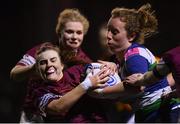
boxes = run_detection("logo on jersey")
[107,75,117,86]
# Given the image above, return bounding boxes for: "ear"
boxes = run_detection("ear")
[61,63,64,70]
[128,32,136,42]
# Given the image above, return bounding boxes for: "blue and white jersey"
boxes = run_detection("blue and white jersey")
[120,43,171,108]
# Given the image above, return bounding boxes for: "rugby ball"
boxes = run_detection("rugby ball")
[85,63,121,99]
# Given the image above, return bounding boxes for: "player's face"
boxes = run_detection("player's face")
[107,17,132,54]
[62,21,84,50]
[36,50,64,82]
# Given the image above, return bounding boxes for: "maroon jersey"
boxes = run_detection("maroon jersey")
[23,65,107,123]
[17,42,92,67]
[162,46,180,96]
[17,42,93,122]
[64,48,92,68]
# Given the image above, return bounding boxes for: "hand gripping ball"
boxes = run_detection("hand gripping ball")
[85,63,121,99]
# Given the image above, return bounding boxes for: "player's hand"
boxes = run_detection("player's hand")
[80,68,110,90]
[89,67,110,88]
[124,73,143,86]
[97,60,117,75]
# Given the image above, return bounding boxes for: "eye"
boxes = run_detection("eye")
[107,26,119,35]
[50,57,57,62]
[39,60,47,65]
[111,29,119,35]
[65,29,73,34]
[76,30,83,35]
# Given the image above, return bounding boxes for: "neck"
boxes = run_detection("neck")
[116,43,131,61]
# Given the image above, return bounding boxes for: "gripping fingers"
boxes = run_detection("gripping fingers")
[98,68,111,79]
[97,77,109,88]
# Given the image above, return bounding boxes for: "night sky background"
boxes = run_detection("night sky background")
[0,0,179,122]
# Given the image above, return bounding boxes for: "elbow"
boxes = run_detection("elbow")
[47,102,69,116]
[54,106,69,116]
[10,65,27,82]
[10,69,22,82]
[10,69,17,81]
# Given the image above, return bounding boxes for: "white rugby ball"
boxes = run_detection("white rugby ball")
[85,63,121,99]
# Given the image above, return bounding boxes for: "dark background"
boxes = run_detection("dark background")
[0,0,179,122]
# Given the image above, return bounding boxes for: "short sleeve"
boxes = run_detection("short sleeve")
[38,93,61,117]
[126,55,149,74]
[17,44,42,66]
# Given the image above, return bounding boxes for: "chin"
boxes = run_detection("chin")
[47,76,59,82]
[70,45,79,50]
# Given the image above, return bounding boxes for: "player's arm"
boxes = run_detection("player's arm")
[98,56,148,99]
[10,64,37,82]
[10,45,42,82]
[125,71,158,86]
[125,59,171,86]
[46,83,88,115]
[97,81,140,100]
[42,68,110,115]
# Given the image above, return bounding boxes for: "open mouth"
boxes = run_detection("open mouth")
[69,41,78,45]
[46,66,56,76]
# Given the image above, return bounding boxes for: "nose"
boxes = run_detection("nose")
[107,31,112,41]
[72,32,78,40]
[47,60,52,67]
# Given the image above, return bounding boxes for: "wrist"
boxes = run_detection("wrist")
[80,78,92,90]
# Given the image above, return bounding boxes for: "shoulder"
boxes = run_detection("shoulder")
[64,64,85,79]
[26,42,54,56]
[17,43,47,66]
[26,43,42,55]
[63,65,86,85]
[125,44,156,64]
[77,48,92,62]
[65,64,85,74]
[163,46,180,60]
[163,46,180,65]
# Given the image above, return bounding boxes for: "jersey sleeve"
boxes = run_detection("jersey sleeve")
[125,47,156,75]
[16,45,41,66]
[29,81,61,117]
[38,92,61,117]
[126,55,149,74]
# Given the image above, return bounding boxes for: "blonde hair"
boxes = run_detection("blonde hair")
[56,8,89,37]
[111,3,158,44]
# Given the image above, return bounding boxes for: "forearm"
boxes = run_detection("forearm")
[100,82,141,101]
[47,85,87,115]
[46,69,109,115]
[138,71,159,86]
[102,82,125,94]
[138,63,170,86]
[10,65,36,82]
[102,82,130,99]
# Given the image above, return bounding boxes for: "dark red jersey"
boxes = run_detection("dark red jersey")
[23,65,107,123]
[17,42,92,67]
[162,46,180,96]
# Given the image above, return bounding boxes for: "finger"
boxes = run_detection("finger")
[98,60,108,68]
[100,64,107,69]
[97,60,105,63]
[108,64,117,75]
[99,70,111,79]
[100,77,109,83]
[124,77,135,83]
[108,67,115,75]
[97,68,109,76]
[97,83,108,88]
